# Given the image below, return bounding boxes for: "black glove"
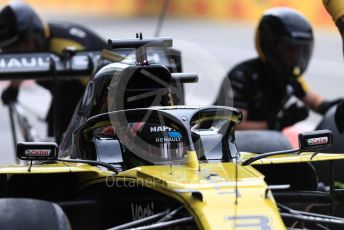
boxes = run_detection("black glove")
[316,98,343,115]
[335,100,344,133]
[268,102,309,130]
[1,86,19,105]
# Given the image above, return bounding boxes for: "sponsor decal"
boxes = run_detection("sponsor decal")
[0,57,50,69]
[168,131,182,138]
[0,53,96,73]
[150,126,182,143]
[24,149,51,157]
[131,202,154,221]
[71,55,90,69]
[307,137,328,146]
[150,125,174,133]
[225,215,271,230]
[155,137,181,143]
[69,27,86,38]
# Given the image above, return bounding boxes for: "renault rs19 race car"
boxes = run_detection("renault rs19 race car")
[1,37,344,230]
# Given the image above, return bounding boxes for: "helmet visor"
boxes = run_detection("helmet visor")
[274,37,313,77]
[126,121,187,165]
[0,7,18,49]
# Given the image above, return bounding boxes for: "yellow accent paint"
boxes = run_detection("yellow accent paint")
[293,66,301,76]
[297,76,310,93]
[186,150,199,169]
[49,38,89,85]
[49,37,84,54]
[101,49,125,63]
[323,0,344,22]
[0,162,103,174]
[241,151,344,165]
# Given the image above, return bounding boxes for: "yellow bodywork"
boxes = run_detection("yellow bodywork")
[241,151,344,165]
[0,160,287,229]
[3,150,343,229]
[121,163,286,229]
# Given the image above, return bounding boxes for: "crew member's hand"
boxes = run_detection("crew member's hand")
[316,98,343,115]
[335,100,344,133]
[268,102,309,130]
[323,0,344,22]
[1,85,19,105]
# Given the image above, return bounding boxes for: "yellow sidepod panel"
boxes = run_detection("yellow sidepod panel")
[119,162,286,229]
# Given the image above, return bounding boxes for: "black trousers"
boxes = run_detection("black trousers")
[37,79,85,139]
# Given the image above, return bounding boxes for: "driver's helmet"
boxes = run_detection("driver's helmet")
[122,121,186,168]
[255,7,314,79]
[0,2,49,51]
[107,65,174,112]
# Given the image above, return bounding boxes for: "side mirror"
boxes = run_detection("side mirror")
[298,130,333,151]
[17,142,58,161]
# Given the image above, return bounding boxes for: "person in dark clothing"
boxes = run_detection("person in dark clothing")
[323,0,344,133]
[0,2,107,139]
[323,0,344,57]
[216,7,340,130]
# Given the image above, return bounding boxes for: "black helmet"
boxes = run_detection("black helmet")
[107,65,174,112]
[0,2,48,51]
[255,7,314,79]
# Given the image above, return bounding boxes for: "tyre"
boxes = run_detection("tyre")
[0,198,71,230]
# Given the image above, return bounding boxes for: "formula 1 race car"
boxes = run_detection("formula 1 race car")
[1,37,344,230]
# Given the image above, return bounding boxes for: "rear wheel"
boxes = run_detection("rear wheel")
[0,198,71,230]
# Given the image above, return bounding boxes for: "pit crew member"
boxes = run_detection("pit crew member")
[216,7,340,130]
[323,0,344,133]
[0,2,107,139]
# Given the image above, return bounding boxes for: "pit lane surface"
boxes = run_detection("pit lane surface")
[0,17,343,163]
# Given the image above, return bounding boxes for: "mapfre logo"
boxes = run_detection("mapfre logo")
[150,126,173,133]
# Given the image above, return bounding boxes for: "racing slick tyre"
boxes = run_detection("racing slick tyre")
[0,198,71,230]
[235,130,292,153]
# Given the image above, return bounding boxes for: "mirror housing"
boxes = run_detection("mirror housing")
[17,142,58,161]
[298,130,333,151]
